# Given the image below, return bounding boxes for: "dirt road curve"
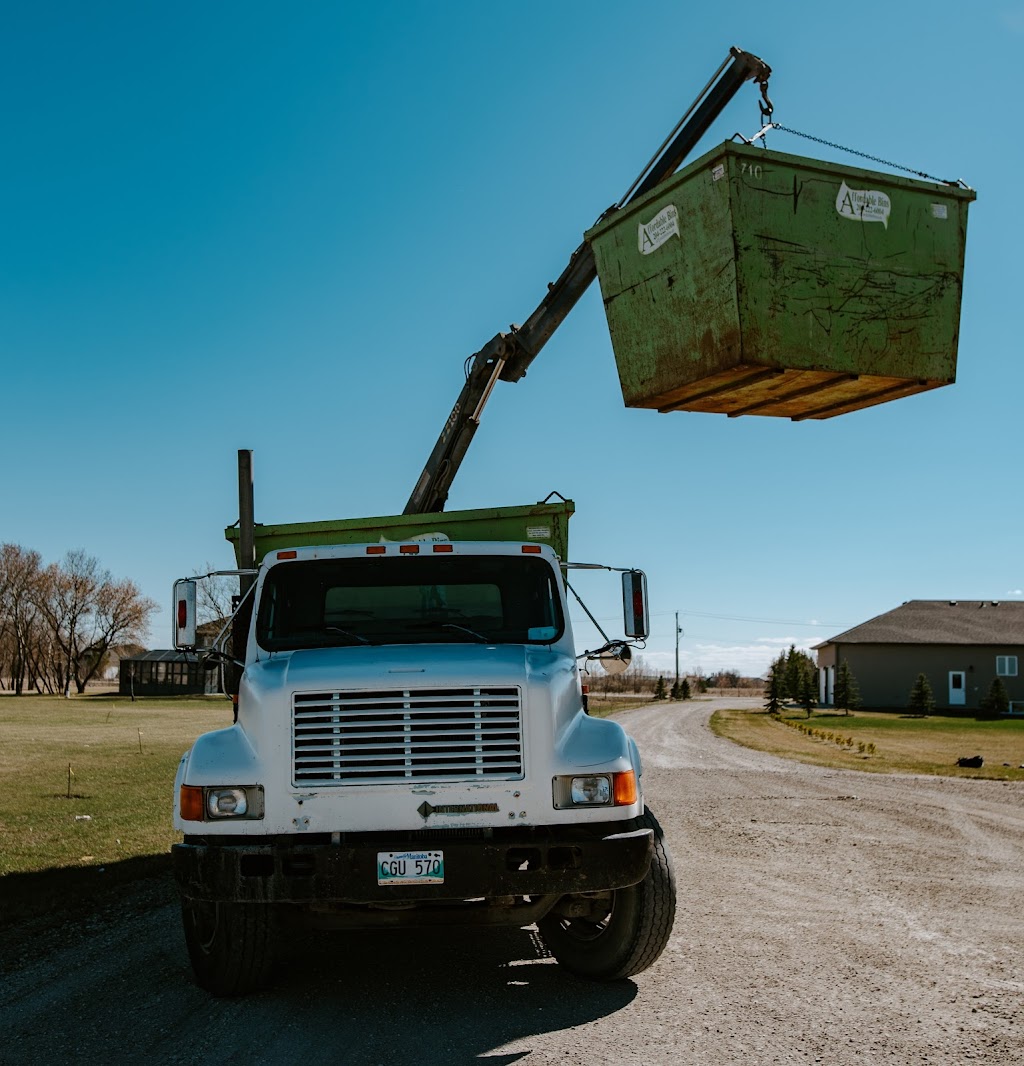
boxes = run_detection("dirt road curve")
[4,698,1023,1065]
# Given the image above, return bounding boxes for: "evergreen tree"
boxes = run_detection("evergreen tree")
[908,672,935,715]
[768,651,786,701]
[783,644,802,701]
[764,662,782,714]
[680,677,691,700]
[778,646,817,704]
[654,675,667,700]
[669,680,681,701]
[980,677,1009,717]
[833,661,861,715]
[797,659,817,717]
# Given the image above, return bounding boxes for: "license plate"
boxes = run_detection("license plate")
[377,850,444,886]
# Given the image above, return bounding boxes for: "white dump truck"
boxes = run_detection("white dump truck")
[170,47,783,994]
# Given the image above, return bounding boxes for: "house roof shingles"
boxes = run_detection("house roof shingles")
[821,600,1024,647]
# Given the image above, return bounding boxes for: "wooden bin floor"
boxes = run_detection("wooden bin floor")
[646,366,949,421]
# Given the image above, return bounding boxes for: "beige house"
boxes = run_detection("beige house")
[815,600,1024,713]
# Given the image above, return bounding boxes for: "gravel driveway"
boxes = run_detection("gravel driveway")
[4,697,1022,1064]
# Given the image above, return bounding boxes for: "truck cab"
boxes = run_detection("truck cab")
[171,503,675,995]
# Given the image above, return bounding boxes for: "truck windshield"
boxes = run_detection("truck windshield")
[256,554,564,651]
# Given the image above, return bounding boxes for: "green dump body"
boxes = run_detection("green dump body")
[586,142,975,420]
[226,500,575,566]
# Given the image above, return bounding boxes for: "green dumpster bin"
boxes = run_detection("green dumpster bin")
[586,141,975,420]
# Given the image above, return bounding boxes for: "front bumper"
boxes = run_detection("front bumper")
[172,823,652,905]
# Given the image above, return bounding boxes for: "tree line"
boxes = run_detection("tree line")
[764,644,822,715]
[0,544,157,695]
[767,655,1010,717]
[585,654,764,697]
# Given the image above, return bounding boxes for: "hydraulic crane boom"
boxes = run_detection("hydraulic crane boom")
[404,46,772,516]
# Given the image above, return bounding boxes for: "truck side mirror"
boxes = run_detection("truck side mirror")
[173,579,198,649]
[621,570,649,639]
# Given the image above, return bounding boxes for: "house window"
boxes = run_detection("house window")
[996,655,1018,677]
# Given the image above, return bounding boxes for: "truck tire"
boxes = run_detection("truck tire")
[539,810,676,980]
[181,897,275,996]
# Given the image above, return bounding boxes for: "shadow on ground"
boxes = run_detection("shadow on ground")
[3,865,637,1064]
[254,924,638,1064]
[0,853,172,927]
[0,855,175,974]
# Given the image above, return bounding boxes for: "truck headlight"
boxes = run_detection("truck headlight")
[179,784,264,821]
[208,788,247,817]
[552,770,637,809]
[572,775,611,805]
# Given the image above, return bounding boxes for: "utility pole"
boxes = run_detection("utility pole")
[674,612,684,686]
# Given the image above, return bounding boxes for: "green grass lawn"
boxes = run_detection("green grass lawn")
[0,693,234,878]
[710,705,1024,779]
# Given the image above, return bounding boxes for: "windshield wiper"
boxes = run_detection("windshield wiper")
[323,626,371,645]
[441,623,489,643]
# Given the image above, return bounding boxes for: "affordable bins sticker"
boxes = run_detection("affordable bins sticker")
[836,181,890,229]
[638,204,679,254]
[377,531,450,543]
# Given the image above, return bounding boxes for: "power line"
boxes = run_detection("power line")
[569,616,821,646]
[669,609,851,628]
[575,609,849,629]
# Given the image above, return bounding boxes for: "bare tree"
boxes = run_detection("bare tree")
[195,562,237,628]
[33,550,157,695]
[25,621,61,694]
[0,544,46,694]
[78,575,158,691]
[34,550,99,696]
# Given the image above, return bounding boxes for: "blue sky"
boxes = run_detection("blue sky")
[2,2,1020,677]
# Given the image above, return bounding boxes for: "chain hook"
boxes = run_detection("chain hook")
[758,79,774,120]
[756,79,773,148]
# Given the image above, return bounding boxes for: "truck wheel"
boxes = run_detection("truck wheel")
[181,897,275,996]
[539,810,676,980]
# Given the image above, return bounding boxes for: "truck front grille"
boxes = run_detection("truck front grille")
[292,687,523,785]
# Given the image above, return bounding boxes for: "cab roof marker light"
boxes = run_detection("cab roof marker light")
[276,550,297,560]
[522,545,542,553]
[432,544,453,553]
[400,544,420,554]
[366,545,386,554]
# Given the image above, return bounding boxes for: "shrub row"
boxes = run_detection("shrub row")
[769,713,876,755]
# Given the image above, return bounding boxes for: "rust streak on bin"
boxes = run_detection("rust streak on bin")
[586,142,975,420]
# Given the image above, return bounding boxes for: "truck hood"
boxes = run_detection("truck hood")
[252,643,565,693]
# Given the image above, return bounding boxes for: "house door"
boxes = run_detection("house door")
[949,671,966,706]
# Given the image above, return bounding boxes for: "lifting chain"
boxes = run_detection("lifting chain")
[769,122,964,187]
